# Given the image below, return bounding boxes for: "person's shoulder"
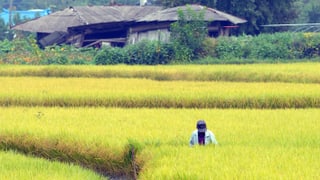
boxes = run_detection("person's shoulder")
[206,130,215,135]
[191,130,198,134]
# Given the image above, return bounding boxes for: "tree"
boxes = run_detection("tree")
[170,6,208,61]
[216,0,298,34]
[161,0,298,34]
[307,3,320,22]
[294,0,320,23]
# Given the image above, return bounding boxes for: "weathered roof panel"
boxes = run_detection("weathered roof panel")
[137,5,247,24]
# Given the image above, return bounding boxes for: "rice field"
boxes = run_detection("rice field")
[0,63,319,179]
[1,77,320,108]
[0,63,320,83]
[0,108,319,179]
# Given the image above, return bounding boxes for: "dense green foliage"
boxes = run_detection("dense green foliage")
[294,0,320,23]
[1,32,320,65]
[161,0,319,34]
[214,32,320,60]
[94,41,173,65]
[0,35,96,64]
[170,7,208,61]
[216,0,298,34]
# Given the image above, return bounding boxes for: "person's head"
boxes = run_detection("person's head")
[196,120,207,133]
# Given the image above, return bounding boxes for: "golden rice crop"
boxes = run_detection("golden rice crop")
[0,150,103,180]
[0,107,319,179]
[1,77,320,108]
[140,146,320,179]
[0,63,320,83]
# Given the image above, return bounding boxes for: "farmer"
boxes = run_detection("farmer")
[189,120,218,146]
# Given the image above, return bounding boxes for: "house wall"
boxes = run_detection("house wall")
[127,22,228,45]
[128,29,171,44]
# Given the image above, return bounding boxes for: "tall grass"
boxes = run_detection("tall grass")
[0,150,103,180]
[0,108,319,179]
[1,77,320,108]
[1,63,320,83]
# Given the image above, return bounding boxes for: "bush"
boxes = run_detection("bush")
[247,33,294,59]
[200,38,217,58]
[1,32,320,65]
[213,32,320,60]
[215,36,244,59]
[124,40,173,65]
[0,39,13,54]
[170,6,208,61]
[94,47,125,65]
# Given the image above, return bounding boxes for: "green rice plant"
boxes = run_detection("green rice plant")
[0,108,319,179]
[0,77,320,108]
[1,63,320,83]
[0,150,103,180]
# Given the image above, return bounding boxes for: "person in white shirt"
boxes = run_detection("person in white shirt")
[189,120,218,146]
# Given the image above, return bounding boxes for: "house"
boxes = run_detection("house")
[12,5,246,48]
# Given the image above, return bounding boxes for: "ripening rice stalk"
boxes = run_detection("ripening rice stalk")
[0,107,319,179]
[1,63,320,83]
[139,145,320,179]
[0,150,103,180]
[0,77,320,108]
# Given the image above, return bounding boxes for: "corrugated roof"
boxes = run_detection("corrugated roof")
[12,5,246,33]
[12,6,163,33]
[138,5,247,24]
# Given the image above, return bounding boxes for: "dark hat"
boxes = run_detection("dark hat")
[196,120,207,133]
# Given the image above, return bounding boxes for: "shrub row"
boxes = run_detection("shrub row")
[0,32,320,65]
[0,36,97,65]
[94,41,174,65]
[214,32,320,60]
[95,32,320,64]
